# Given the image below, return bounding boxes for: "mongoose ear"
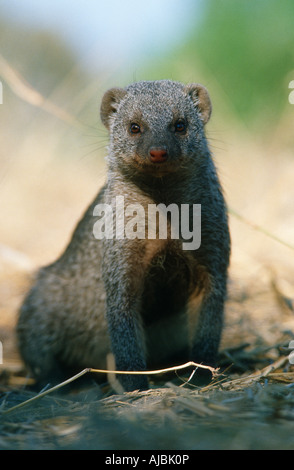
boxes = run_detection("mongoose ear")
[184,83,212,125]
[100,87,127,129]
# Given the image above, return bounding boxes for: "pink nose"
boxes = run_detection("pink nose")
[149,148,168,163]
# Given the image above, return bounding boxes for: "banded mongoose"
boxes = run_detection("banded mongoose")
[17,80,230,392]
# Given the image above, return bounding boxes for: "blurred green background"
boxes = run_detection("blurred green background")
[1,0,294,142]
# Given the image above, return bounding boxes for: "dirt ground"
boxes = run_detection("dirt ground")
[1,121,294,449]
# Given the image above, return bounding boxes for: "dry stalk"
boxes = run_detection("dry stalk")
[1,361,217,415]
[0,53,84,130]
[209,355,289,392]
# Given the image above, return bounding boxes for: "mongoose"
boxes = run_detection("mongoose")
[17,80,230,392]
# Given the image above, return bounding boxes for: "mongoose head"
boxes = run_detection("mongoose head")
[100,80,212,176]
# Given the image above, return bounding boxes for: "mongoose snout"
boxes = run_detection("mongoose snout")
[149,147,168,163]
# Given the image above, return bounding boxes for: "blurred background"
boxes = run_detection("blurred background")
[0,0,294,364]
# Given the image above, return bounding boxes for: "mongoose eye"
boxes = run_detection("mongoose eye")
[174,120,186,134]
[130,123,141,134]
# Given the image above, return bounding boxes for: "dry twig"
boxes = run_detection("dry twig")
[0,53,84,130]
[1,361,217,415]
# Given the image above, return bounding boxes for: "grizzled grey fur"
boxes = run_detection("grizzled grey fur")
[17,80,230,392]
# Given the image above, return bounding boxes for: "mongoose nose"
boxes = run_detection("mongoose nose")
[149,148,168,163]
